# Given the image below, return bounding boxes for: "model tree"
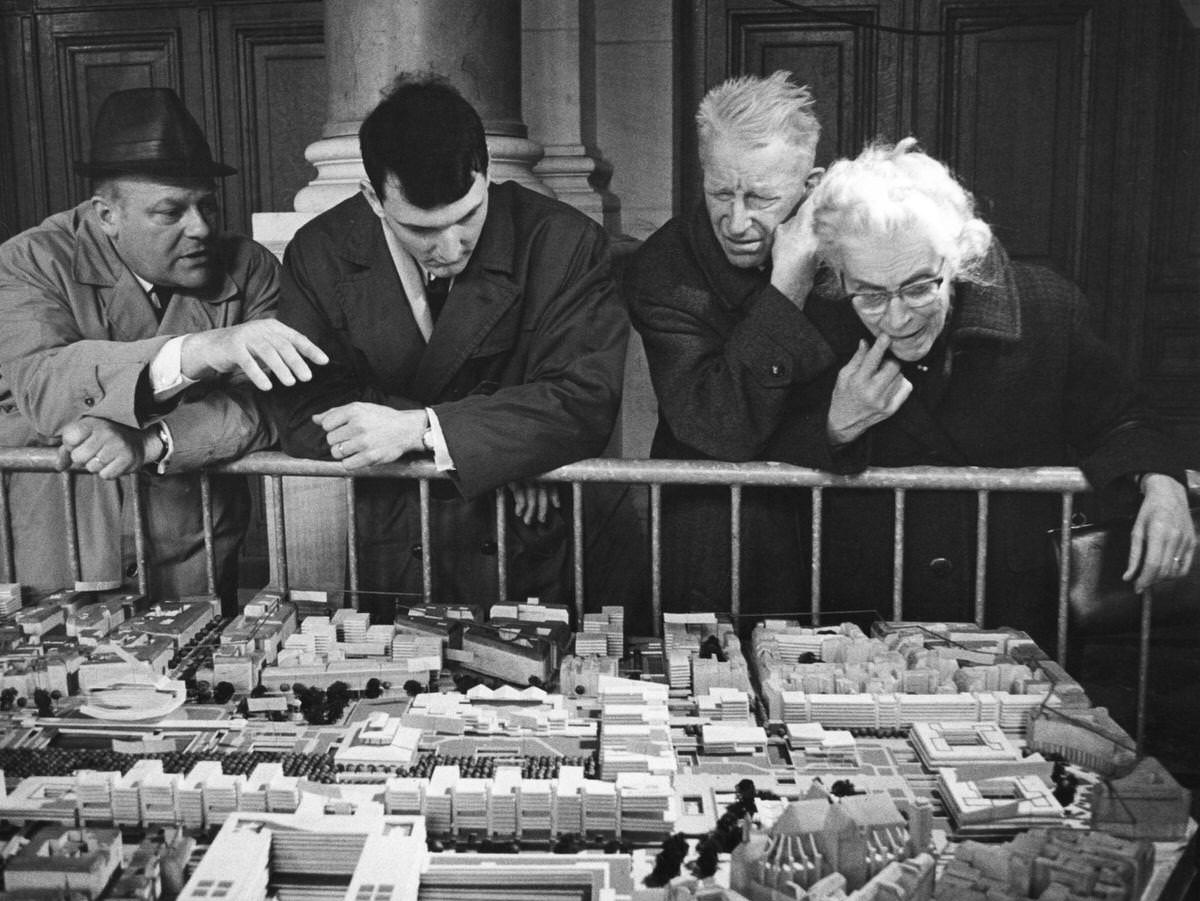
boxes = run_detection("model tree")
[644,833,689,887]
[213,682,236,704]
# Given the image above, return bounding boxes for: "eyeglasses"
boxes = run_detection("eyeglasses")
[841,272,945,318]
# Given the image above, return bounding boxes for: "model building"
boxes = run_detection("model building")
[0,585,1190,901]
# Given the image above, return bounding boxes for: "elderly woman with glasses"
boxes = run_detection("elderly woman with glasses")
[796,138,1194,644]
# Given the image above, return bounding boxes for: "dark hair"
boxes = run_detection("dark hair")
[359,72,489,208]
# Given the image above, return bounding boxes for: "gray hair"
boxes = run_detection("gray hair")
[696,71,820,162]
[810,137,994,282]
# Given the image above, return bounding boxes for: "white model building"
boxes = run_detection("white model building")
[935,829,1154,901]
[733,792,934,897]
[3,825,123,898]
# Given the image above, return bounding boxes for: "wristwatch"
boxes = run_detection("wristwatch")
[150,421,172,470]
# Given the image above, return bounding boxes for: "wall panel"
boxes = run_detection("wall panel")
[0,0,324,238]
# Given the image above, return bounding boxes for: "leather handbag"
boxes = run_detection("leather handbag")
[1055,509,1200,635]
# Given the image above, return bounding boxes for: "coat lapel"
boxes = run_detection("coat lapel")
[334,200,428,390]
[411,272,519,399]
[72,207,161,341]
[410,183,521,401]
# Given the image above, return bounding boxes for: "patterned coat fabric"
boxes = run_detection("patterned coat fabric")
[269,182,629,610]
[0,201,280,603]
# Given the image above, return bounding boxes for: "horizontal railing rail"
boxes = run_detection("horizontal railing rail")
[1,446,1191,755]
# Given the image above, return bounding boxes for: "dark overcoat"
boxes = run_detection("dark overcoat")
[626,202,835,621]
[801,244,1184,644]
[630,203,1183,644]
[270,181,629,612]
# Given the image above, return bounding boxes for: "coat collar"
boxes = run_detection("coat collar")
[948,241,1022,345]
[685,200,772,309]
[330,187,522,401]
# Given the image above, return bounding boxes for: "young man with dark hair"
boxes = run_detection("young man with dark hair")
[271,73,628,610]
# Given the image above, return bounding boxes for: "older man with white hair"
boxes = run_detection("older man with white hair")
[627,71,834,621]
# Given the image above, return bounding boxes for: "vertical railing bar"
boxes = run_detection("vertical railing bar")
[650,483,662,637]
[271,475,289,594]
[1136,587,1152,757]
[495,486,508,609]
[1056,492,1074,665]
[61,471,81,584]
[263,476,279,587]
[811,487,822,626]
[345,479,359,602]
[129,474,149,597]
[0,473,13,582]
[892,489,905,621]
[729,485,742,620]
[199,472,216,597]
[419,479,432,605]
[974,490,989,627]
[572,482,584,627]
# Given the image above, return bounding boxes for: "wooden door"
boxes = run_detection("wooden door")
[0,0,325,239]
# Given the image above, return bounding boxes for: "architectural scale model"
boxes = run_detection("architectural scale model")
[0,582,1191,900]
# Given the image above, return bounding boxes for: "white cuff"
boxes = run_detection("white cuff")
[149,335,199,401]
[424,407,456,471]
[154,421,176,475]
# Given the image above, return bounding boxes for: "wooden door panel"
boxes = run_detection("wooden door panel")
[212,2,325,235]
[916,2,1101,282]
[37,8,200,215]
[729,11,892,165]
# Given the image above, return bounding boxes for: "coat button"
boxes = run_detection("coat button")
[410,544,423,559]
[480,540,498,556]
[769,363,784,377]
[929,557,953,577]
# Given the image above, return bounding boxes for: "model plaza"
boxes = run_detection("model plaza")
[0,585,1191,901]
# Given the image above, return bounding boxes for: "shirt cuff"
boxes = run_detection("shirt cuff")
[154,420,176,475]
[425,407,456,471]
[149,335,199,401]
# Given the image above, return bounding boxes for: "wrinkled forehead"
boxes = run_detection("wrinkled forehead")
[701,136,814,191]
[836,228,942,286]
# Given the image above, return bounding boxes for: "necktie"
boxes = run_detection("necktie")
[425,276,451,323]
[150,286,173,323]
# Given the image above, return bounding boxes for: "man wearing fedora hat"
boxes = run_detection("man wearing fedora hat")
[0,87,327,611]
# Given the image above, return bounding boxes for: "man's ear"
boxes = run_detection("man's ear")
[91,195,119,237]
[360,180,385,218]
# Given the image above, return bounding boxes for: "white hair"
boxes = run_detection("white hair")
[810,137,994,282]
[697,70,820,162]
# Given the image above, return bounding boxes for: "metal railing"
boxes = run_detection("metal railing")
[0,446,1186,752]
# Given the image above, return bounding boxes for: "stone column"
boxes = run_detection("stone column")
[293,0,547,213]
[522,0,619,229]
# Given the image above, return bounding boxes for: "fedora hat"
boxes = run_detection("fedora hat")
[75,87,236,179]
